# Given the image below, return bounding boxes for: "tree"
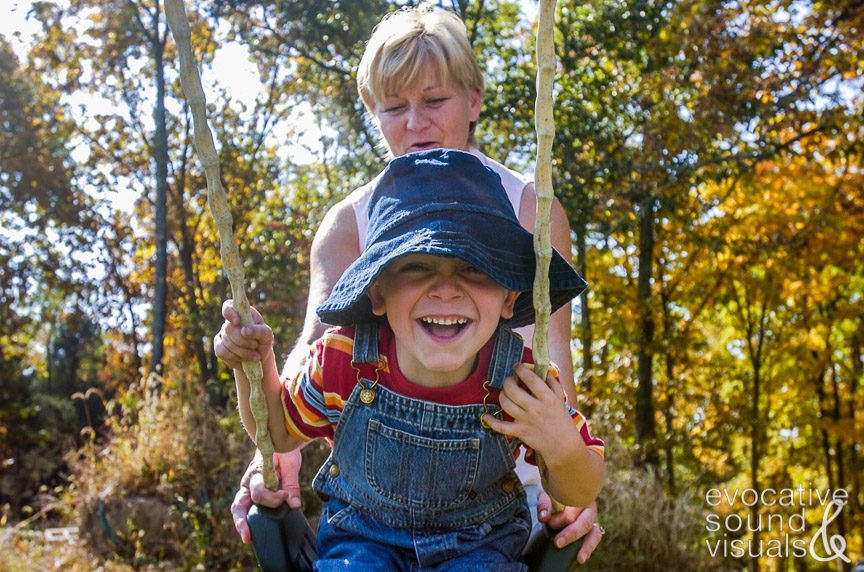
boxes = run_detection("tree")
[25,1,305,389]
[0,36,102,510]
[553,0,864,479]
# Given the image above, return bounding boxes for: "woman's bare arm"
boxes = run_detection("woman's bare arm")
[281,199,362,376]
[517,183,577,402]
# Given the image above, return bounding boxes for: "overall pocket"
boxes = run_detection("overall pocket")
[365,419,481,507]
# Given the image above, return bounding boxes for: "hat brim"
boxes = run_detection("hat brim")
[317,216,586,329]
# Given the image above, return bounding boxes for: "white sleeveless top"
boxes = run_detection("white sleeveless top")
[348,149,531,247]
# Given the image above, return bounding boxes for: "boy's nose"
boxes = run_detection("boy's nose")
[428,274,462,300]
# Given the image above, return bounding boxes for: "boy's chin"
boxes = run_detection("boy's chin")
[416,356,475,380]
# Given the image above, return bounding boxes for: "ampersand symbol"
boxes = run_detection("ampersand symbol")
[809,499,851,563]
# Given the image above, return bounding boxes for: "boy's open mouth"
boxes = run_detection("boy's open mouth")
[419,316,470,339]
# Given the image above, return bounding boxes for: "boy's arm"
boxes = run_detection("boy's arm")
[536,411,605,509]
[216,301,305,453]
[233,344,305,453]
[482,363,605,508]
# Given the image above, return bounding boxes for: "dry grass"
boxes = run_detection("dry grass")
[571,428,737,572]
[0,530,135,572]
[58,374,257,570]
[5,375,747,571]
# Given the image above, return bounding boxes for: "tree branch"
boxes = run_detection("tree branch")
[164,0,278,490]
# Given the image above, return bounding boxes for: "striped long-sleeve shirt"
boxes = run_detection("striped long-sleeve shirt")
[281,323,605,461]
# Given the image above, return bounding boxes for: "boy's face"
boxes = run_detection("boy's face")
[367,254,519,388]
[372,66,482,157]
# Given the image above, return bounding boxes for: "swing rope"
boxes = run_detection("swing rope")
[533,0,565,514]
[532,0,555,390]
[164,0,279,491]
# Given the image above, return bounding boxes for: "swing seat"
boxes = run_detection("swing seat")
[248,504,316,572]
[248,503,582,572]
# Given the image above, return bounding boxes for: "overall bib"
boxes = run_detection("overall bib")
[313,323,532,571]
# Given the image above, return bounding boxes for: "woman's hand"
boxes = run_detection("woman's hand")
[537,496,604,564]
[230,450,304,544]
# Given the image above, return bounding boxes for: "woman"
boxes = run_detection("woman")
[218,3,604,564]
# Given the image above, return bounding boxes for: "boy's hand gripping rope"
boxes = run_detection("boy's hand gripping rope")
[164,0,278,491]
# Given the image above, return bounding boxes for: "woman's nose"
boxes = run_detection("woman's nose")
[405,106,430,131]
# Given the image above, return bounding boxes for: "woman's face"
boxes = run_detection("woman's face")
[373,70,482,157]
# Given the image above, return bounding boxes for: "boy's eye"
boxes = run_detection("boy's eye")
[381,103,405,113]
[426,98,448,107]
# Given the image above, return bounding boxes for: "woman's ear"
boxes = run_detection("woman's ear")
[468,87,483,122]
[367,284,387,317]
[500,291,520,320]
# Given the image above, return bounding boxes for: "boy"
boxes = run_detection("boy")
[230,149,605,570]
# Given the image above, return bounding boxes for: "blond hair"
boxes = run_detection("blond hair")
[357,3,485,115]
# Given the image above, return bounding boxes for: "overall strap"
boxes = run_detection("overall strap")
[487,326,525,390]
[352,322,381,365]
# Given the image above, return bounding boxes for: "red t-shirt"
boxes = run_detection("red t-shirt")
[281,323,605,460]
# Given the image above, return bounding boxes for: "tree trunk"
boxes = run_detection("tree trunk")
[851,325,862,513]
[814,364,850,571]
[574,215,593,397]
[102,231,143,377]
[175,123,212,386]
[749,365,761,572]
[816,366,836,491]
[118,267,143,377]
[149,7,169,384]
[830,362,850,572]
[178,208,212,385]
[744,291,770,572]
[660,286,676,492]
[635,193,658,469]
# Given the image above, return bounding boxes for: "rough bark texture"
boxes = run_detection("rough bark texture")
[533,0,555,382]
[534,0,561,512]
[635,193,658,469]
[150,3,169,382]
[574,217,592,396]
[164,0,277,490]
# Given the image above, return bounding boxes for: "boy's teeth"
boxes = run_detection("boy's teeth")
[421,317,467,326]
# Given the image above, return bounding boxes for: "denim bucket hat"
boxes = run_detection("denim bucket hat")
[316,149,587,328]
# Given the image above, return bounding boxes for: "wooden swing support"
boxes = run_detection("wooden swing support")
[532,0,564,513]
[164,0,279,491]
[532,0,556,394]
[164,0,561,502]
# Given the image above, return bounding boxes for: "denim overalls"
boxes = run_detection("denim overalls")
[313,323,532,571]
